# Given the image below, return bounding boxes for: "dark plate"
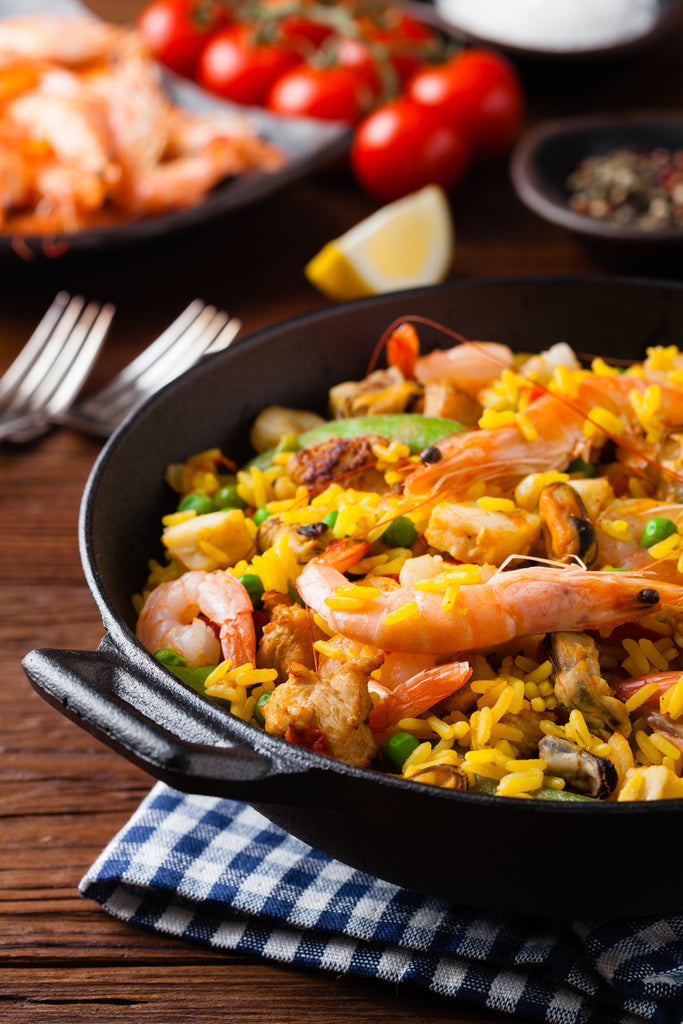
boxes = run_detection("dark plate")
[510,111,683,246]
[0,0,352,257]
[23,276,683,917]
[428,0,683,62]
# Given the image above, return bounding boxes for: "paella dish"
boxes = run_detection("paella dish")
[134,317,683,802]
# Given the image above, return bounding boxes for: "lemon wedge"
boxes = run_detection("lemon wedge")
[305,184,455,302]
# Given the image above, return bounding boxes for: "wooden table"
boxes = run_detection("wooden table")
[3,3,683,1021]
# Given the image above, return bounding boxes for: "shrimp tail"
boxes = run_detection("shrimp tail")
[369,660,472,731]
[321,538,371,570]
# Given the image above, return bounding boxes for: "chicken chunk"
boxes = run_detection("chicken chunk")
[257,592,325,683]
[286,435,389,492]
[425,501,541,565]
[263,653,381,767]
[619,764,683,800]
[422,379,482,426]
[162,508,256,571]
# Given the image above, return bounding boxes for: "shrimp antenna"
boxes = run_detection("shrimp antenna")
[366,315,505,376]
[493,553,588,577]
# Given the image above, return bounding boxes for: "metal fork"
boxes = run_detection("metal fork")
[0,292,115,444]
[56,299,241,437]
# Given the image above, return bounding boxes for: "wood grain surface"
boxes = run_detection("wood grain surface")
[2,2,683,1021]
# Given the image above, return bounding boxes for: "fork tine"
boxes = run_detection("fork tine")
[0,291,72,404]
[100,309,240,417]
[86,309,239,424]
[0,296,115,443]
[42,301,115,416]
[91,298,207,399]
[4,295,87,415]
[201,315,241,356]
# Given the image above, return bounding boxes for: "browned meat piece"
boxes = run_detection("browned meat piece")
[256,592,325,683]
[286,435,389,492]
[263,652,382,767]
[422,379,482,425]
[329,366,421,418]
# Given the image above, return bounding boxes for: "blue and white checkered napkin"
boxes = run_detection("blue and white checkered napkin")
[80,782,683,1024]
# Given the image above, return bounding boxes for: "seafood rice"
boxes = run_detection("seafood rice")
[134,319,683,803]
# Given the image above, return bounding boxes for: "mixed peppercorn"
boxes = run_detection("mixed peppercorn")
[566,146,683,229]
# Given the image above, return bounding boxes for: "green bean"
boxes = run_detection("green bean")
[469,775,593,800]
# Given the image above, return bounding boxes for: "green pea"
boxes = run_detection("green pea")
[253,506,270,526]
[214,483,247,510]
[640,516,677,548]
[177,491,215,515]
[382,731,421,774]
[381,516,418,549]
[323,510,338,529]
[154,648,187,667]
[239,573,265,608]
[566,457,596,478]
[253,690,273,726]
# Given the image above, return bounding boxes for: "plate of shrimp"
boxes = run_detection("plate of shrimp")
[126,280,683,806]
[0,0,350,257]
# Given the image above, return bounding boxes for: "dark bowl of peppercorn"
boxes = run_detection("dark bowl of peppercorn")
[510,112,683,253]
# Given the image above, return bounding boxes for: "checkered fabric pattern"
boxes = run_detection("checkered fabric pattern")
[80,782,683,1024]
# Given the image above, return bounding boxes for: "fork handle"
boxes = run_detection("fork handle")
[22,638,324,805]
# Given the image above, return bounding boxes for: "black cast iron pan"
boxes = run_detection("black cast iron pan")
[24,276,683,918]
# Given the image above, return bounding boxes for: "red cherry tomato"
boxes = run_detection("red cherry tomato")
[197,24,301,105]
[351,97,470,202]
[335,36,384,96]
[267,62,378,123]
[137,0,227,78]
[408,48,524,159]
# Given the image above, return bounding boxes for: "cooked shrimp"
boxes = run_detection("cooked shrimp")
[297,542,682,655]
[414,340,514,392]
[7,87,119,183]
[368,660,472,731]
[0,16,282,235]
[83,37,169,183]
[136,570,255,668]
[405,368,683,501]
[0,16,128,68]
[124,139,260,214]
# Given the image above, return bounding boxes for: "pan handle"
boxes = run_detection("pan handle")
[23,636,324,804]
